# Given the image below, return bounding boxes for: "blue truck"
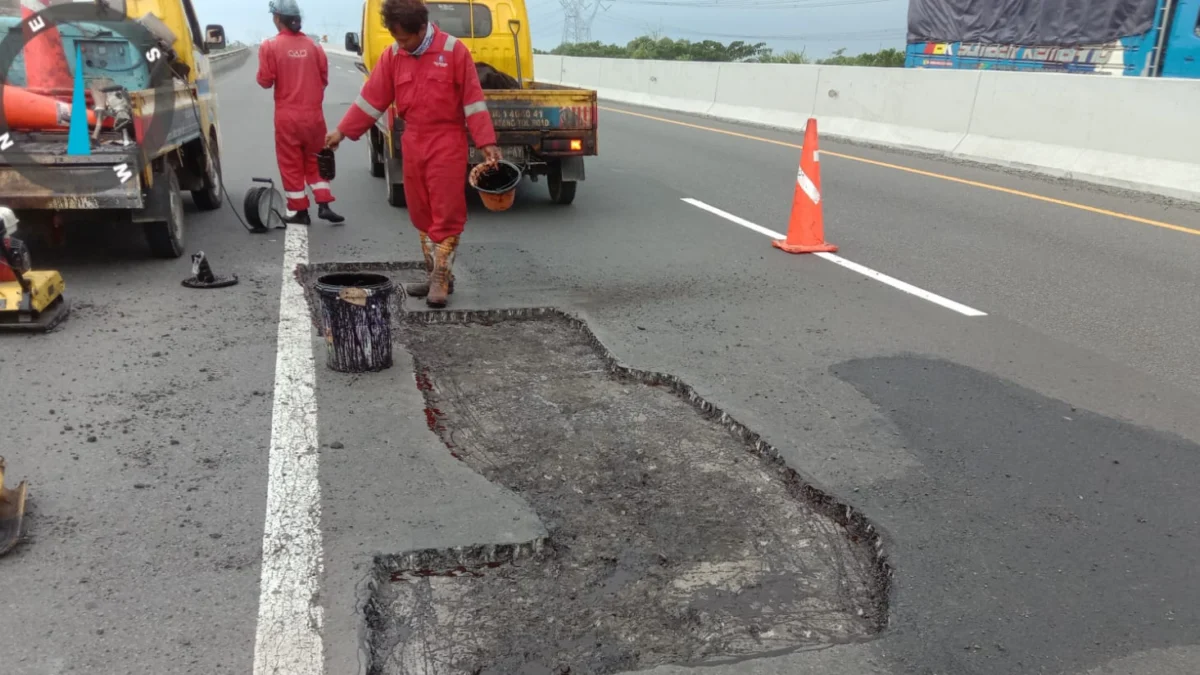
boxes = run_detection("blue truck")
[905,0,1200,77]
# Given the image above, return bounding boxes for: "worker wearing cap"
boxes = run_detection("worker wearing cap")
[325,0,501,308]
[257,0,344,225]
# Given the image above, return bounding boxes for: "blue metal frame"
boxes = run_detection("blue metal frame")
[0,17,154,90]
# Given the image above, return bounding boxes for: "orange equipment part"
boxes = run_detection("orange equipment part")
[20,0,74,98]
[2,84,96,130]
[469,161,521,212]
[772,117,838,255]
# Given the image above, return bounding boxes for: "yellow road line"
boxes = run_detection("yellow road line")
[601,105,1200,238]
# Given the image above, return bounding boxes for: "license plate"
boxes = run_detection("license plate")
[470,145,526,165]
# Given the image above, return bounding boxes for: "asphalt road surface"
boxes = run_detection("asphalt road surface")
[4,52,1200,675]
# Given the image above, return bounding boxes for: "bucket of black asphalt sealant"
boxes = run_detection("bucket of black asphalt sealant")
[315,148,336,181]
[315,272,394,373]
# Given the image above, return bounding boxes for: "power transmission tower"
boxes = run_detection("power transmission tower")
[558,0,608,44]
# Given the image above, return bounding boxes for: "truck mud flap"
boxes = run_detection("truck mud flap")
[386,157,404,185]
[0,167,144,210]
[558,156,586,182]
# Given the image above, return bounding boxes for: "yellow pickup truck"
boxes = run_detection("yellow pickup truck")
[0,0,229,258]
[344,0,598,206]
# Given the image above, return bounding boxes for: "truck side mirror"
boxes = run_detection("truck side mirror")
[345,32,361,55]
[205,24,227,51]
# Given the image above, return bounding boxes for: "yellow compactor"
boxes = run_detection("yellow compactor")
[0,206,68,332]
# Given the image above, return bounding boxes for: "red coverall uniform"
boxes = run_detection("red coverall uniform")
[335,26,497,243]
[256,31,335,212]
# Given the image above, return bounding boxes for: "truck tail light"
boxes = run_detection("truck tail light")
[543,138,585,153]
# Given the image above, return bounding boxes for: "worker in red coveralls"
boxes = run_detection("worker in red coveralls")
[325,0,501,308]
[257,0,344,226]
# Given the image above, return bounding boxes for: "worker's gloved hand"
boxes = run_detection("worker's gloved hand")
[325,130,345,151]
[481,144,502,168]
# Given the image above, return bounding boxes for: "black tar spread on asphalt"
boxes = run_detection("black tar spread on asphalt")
[348,310,892,675]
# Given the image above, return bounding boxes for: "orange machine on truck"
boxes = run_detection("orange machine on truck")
[344,0,597,206]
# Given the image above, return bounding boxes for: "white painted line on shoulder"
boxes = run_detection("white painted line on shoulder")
[253,224,326,675]
[684,197,786,239]
[682,198,987,317]
[815,252,987,317]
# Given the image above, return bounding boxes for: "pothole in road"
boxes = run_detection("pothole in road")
[364,309,891,675]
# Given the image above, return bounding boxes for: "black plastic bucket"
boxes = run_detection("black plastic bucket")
[470,159,522,194]
[315,272,394,373]
[315,148,336,181]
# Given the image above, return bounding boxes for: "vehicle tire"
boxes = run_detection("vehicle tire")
[145,168,186,259]
[368,129,385,178]
[548,162,577,205]
[385,153,406,208]
[191,128,223,210]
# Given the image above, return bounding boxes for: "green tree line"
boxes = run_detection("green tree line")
[536,37,905,67]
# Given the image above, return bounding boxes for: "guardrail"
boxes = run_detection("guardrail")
[533,54,1200,203]
[208,46,250,76]
[323,45,359,59]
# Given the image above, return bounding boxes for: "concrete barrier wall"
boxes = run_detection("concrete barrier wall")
[959,70,1200,197]
[537,54,564,83]
[209,46,250,76]
[711,63,818,131]
[540,54,1200,202]
[813,66,979,154]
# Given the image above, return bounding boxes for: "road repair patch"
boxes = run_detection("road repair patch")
[364,310,889,674]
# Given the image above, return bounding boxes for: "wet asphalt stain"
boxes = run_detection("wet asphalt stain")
[363,311,889,675]
[832,356,1200,675]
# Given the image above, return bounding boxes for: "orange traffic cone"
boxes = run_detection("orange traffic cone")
[2,84,95,130]
[773,118,838,254]
[21,0,74,98]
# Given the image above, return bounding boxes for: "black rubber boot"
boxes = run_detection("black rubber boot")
[318,203,345,224]
[283,209,311,226]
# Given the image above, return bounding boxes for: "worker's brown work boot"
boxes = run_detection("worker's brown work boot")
[407,232,454,299]
[426,235,459,309]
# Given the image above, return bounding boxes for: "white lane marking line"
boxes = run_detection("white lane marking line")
[682,197,987,317]
[253,224,326,675]
[816,252,987,317]
[684,197,786,238]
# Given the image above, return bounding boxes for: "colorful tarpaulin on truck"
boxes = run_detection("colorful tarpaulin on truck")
[907,0,1159,46]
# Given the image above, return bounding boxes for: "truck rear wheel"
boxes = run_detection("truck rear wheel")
[145,168,186,259]
[191,129,223,211]
[548,161,577,205]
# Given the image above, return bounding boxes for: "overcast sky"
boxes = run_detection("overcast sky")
[194,0,909,59]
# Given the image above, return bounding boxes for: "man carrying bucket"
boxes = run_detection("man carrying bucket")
[257,0,345,226]
[324,0,501,308]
